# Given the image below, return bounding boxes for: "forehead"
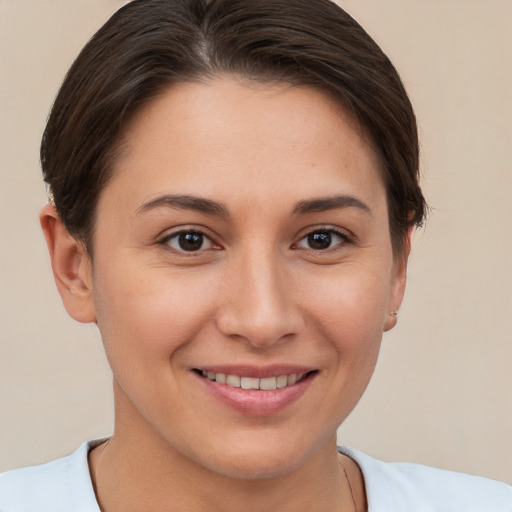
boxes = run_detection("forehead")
[105,78,385,212]
[121,78,372,153]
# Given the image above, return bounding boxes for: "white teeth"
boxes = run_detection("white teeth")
[241,377,260,390]
[201,371,307,390]
[276,375,288,388]
[225,374,241,388]
[259,377,277,390]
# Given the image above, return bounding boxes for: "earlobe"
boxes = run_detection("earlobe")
[40,205,97,323]
[383,229,412,332]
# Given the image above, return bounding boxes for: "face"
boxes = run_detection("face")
[75,79,406,478]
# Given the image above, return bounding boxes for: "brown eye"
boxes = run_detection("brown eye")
[308,232,332,250]
[165,231,214,252]
[296,230,348,251]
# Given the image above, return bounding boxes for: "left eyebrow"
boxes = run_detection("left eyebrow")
[292,195,372,216]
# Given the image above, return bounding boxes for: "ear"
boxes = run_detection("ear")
[40,205,97,323]
[383,229,412,332]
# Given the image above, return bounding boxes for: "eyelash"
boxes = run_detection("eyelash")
[159,226,352,255]
[294,227,352,252]
[159,229,219,255]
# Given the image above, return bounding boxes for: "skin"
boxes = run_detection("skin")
[41,78,409,512]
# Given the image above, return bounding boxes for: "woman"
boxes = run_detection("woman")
[1,0,510,510]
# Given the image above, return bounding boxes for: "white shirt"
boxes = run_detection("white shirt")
[1,440,511,511]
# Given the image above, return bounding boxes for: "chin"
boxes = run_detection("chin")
[186,431,330,481]
[203,451,304,481]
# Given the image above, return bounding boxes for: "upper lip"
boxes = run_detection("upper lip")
[193,365,316,379]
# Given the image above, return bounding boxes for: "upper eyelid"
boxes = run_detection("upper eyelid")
[292,226,354,251]
[156,224,353,247]
[295,225,353,241]
[158,225,215,241]
[158,227,221,251]
[158,231,223,261]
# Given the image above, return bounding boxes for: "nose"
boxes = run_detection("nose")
[216,248,304,348]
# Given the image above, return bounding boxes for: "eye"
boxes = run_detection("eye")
[164,230,215,253]
[295,229,348,251]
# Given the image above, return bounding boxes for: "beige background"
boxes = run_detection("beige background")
[1,0,511,483]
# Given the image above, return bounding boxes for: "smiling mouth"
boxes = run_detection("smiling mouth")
[195,370,316,390]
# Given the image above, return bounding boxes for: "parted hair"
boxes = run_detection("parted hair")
[41,0,426,255]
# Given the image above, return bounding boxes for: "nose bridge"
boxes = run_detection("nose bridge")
[217,242,302,347]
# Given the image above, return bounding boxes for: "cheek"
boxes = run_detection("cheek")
[304,263,391,343]
[92,262,215,374]
[301,262,391,405]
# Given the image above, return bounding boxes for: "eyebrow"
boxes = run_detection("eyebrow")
[137,194,230,217]
[136,193,371,218]
[292,195,372,216]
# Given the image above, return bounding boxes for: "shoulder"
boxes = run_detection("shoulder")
[339,447,512,512]
[0,441,101,512]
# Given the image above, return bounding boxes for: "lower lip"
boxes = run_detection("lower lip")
[194,372,316,417]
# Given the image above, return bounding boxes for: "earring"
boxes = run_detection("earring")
[389,311,398,316]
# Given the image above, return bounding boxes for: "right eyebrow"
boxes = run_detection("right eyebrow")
[136,194,230,218]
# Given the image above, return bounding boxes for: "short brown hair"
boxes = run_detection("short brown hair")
[41,0,426,255]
